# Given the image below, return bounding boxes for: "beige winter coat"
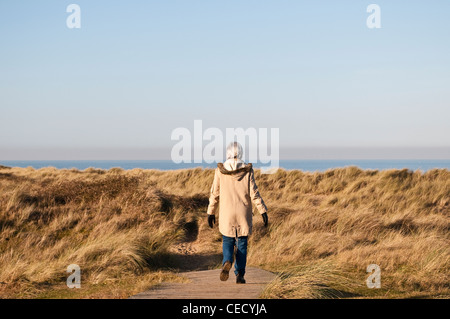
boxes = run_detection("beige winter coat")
[206,159,268,237]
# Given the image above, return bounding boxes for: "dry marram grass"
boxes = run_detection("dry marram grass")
[0,165,448,298]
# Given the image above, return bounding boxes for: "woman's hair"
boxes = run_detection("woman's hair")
[226,142,243,160]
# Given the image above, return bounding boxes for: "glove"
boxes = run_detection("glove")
[208,214,216,228]
[261,212,268,227]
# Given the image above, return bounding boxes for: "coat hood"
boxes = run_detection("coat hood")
[217,162,252,180]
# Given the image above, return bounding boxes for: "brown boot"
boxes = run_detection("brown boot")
[220,261,232,281]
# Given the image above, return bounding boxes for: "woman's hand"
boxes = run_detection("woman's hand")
[208,214,216,228]
[261,212,268,227]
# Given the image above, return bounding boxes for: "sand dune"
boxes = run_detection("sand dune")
[0,165,448,298]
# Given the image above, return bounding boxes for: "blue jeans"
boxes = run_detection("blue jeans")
[222,235,248,276]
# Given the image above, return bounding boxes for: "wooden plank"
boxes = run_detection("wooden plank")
[130,267,276,299]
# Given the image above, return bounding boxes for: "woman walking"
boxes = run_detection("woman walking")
[206,142,268,284]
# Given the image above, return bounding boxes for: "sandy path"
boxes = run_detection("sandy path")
[130,267,276,299]
[130,217,276,299]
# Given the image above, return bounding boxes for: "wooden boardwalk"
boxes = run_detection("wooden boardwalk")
[130,267,276,299]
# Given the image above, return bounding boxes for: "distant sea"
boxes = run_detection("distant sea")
[1,160,449,172]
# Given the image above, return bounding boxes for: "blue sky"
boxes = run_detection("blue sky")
[1,1,449,159]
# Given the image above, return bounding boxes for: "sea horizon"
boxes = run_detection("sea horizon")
[1,159,449,172]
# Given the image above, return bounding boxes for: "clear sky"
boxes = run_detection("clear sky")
[1,1,449,160]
